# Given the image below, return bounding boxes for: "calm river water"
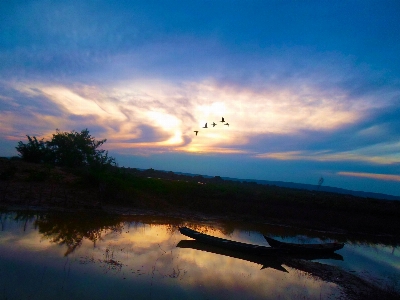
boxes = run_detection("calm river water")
[0,211,398,299]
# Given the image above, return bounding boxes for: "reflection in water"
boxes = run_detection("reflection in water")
[35,212,123,256]
[0,211,398,299]
[178,239,290,272]
[177,239,343,272]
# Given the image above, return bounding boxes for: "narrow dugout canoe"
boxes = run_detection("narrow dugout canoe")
[263,236,344,254]
[179,227,284,255]
[179,227,344,255]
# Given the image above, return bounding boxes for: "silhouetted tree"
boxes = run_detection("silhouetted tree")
[16,129,116,168]
[16,136,48,163]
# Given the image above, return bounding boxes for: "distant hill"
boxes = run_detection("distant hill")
[171,171,400,201]
[238,178,400,201]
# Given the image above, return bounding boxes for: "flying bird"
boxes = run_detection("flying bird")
[224,123,229,127]
[220,117,225,123]
[194,131,199,136]
[212,122,217,127]
[203,123,208,128]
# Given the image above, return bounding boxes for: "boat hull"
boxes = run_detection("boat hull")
[179,227,284,255]
[179,227,344,255]
[264,236,344,254]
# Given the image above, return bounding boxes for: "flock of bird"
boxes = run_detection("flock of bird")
[194,117,229,136]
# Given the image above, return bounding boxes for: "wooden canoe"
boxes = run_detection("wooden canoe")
[179,227,284,255]
[179,227,344,255]
[264,236,344,254]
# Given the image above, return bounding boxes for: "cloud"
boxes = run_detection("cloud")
[1,3,400,163]
[337,172,400,182]
[1,69,397,159]
[255,149,400,165]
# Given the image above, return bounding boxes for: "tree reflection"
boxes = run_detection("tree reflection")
[14,211,42,231]
[35,212,123,256]
[0,211,42,232]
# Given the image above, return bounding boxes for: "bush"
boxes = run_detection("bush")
[16,136,47,163]
[16,129,116,168]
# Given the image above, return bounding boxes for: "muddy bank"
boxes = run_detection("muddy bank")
[285,258,399,300]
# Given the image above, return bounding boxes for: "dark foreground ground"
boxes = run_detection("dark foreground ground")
[1,158,399,241]
[1,158,400,299]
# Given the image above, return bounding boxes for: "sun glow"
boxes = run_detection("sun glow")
[147,111,181,130]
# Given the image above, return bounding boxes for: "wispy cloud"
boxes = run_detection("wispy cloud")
[255,149,400,165]
[338,172,400,182]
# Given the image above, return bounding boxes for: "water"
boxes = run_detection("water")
[0,211,398,299]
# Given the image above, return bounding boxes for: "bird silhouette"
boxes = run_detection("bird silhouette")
[220,117,225,123]
[194,131,199,136]
[203,123,208,128]
[212,122,217,127]
[224,123,229,127]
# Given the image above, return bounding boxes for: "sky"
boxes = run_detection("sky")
[1,0,400,196]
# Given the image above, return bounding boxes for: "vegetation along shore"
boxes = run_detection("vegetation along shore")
[1,129,400,244]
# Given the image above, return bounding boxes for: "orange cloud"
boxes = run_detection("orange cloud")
[255,150,399,165]
[337,172,400,182]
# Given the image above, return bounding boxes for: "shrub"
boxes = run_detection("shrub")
[16,129,116,168]
[16,136,48,163]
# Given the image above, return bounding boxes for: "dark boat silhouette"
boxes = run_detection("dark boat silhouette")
[264,236,344,254]
[179,227,282,255]
[179,227,344,255]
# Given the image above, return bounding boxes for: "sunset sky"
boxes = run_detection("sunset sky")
[1,1,400,196]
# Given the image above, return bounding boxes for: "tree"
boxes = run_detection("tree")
[16,136,48,163]
[16,129,116,168]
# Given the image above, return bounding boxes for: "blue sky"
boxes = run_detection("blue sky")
[1,1,400,196]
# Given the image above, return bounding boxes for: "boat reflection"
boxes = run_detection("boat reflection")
[177,239,343,273]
